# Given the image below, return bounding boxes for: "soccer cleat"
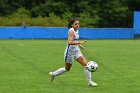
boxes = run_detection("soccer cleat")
[88,80,98,87]
[49,72,55,82]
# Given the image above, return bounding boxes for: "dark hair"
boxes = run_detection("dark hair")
[67,18,78,28]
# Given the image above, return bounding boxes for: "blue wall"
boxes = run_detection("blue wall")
[0,27,68,39]
[133,11,140,34]
[79,28,133,39]
[0,26,133,39]
[1,11,140,39]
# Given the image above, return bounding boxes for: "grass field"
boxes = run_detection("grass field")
[0,39,140,93]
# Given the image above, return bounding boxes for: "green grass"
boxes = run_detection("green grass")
[0,39,140,93]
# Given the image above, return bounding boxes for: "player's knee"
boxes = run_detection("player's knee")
[65,68,70,71]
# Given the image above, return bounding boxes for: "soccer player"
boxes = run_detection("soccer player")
[49,18,97,87]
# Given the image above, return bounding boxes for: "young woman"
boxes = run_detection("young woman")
[49,18,97,87]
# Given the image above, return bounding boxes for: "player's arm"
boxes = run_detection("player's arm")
[79,40,87,50]
[79,44,84,50]
[67,30,78,45]
[68,30,87,45]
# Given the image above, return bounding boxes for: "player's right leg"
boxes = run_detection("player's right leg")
[49,67,67,82]
[49,49,73,82]
[49,62,72,82]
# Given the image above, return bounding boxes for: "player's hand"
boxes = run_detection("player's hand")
[79,40,87,44]
[79,44,84,50]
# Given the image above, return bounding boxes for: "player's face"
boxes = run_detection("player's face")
[73,20,79,30]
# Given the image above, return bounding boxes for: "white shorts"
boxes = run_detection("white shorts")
[64,47,83,64]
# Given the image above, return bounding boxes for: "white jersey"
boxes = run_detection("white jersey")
[64,28,82,64]
[67,28,79,50]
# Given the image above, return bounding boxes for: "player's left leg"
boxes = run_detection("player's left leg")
[76,56,97,87]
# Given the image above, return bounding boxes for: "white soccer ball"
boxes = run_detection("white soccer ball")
[87,61,98,72]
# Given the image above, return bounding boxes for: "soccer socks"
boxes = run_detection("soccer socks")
[84,66,97,86]
[49,67,67,82]
[52,67,67,76]
[84,66,91,81]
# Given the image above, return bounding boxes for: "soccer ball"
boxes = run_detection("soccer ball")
[87,61,98,72]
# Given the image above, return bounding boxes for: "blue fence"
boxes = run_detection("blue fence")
[79,28,133,39]
[0,26,133,39]
[1,11,140,39]
[133,11,140,34]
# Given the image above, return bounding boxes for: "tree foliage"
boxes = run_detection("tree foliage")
[0,0,140,27]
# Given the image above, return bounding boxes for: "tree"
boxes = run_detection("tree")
[0,0,137,27]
